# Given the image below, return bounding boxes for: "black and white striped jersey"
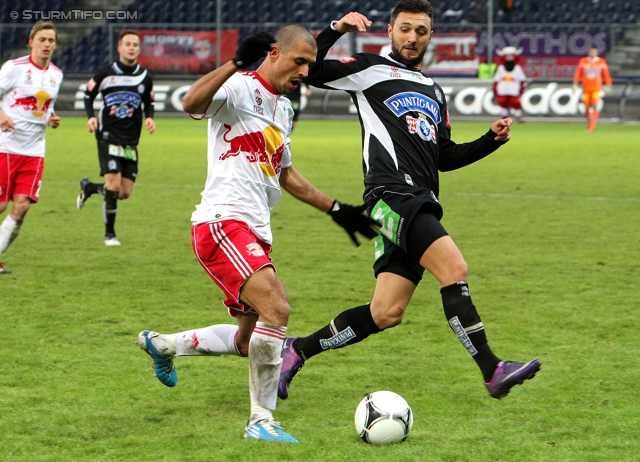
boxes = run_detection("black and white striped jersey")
[306,26,506,199]
[84,61,154,147]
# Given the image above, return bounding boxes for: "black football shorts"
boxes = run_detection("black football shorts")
[366,186,448,285]
[97,139,138,181]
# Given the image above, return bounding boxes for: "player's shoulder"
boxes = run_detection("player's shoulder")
[48,61,63,76]
[10,55,31,66]
[235,70,267,91]
[133,64,150,76]
[354,52,385,65]
[93,64,115,79]
[2,55,29,72]
[139,66,153,81]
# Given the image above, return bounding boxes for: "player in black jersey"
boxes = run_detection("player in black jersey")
[280,0,540,400]
[76,29,155,246]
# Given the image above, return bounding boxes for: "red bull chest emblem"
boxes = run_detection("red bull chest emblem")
[11,90,52,117]
[220,124,284,176]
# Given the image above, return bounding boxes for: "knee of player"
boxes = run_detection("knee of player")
[450,259,468,281]
[373,304,406,330]
[268,300,292,324]
[118,191,131,200]
[11,203,31,220]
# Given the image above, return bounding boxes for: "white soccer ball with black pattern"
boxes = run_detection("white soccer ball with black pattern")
[354,390,413,445]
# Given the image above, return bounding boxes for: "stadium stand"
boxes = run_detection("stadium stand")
[0,0,639,74]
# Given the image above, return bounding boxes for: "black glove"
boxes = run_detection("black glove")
[328,200,379,247]
[232,32,275,69]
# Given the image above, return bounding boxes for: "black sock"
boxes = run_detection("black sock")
[104,189,118,236]
[87,182,105,196]
[294,304,381,360]
[441,282,500,382]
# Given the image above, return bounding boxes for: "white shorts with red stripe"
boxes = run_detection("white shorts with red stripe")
[191,219,274,316]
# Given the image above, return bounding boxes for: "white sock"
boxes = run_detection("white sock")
[501,108,509,118]
[248,322,286,423]
[170,324,240,356]
[514,109,522,119]
[0,215,20,257]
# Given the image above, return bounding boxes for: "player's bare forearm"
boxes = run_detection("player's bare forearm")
[182,60,238,114]
[280,166,333,212]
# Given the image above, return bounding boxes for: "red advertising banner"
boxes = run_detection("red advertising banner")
[138,30,239,74]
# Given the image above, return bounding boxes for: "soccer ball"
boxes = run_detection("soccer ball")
[354,390,413,445]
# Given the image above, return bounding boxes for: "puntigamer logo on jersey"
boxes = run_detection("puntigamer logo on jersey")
[384,92,442,125]
[105,91,142,118]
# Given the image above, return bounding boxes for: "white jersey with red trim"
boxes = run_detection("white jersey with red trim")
[0,55,63,157]
[493,63,526,97]
[190,71,293,244]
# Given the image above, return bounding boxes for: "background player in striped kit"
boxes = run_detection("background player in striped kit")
[76,29,155,246]
[0,21,62,274]
[135,25,376,442]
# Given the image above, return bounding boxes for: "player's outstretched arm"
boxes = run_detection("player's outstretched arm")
[182,61,238,115]
[280,166,378,246]
[279,166,334,212]
[183,32,275,115]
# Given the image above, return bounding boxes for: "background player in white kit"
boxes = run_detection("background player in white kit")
[0,21,62,275]
[135,25,376,442]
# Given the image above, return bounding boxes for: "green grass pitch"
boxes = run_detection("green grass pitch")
[1,117,639,461]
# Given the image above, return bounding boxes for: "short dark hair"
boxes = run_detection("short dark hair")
[275,24,316,53]
[29,21,57,41]
[118,29,140,43]
[390,0,435,27]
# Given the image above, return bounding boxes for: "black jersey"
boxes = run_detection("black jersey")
[84,61,154,146]
[306,27,506,200]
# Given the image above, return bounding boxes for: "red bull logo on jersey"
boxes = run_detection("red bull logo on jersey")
[220,123,284,176]
[11,90,52,117]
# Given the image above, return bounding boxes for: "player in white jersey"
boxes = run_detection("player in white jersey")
[0,21,62,274]
[135,25,377,442]
[493,46,527,122]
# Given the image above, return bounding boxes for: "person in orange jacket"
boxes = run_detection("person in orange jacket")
[573,47,612,132]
